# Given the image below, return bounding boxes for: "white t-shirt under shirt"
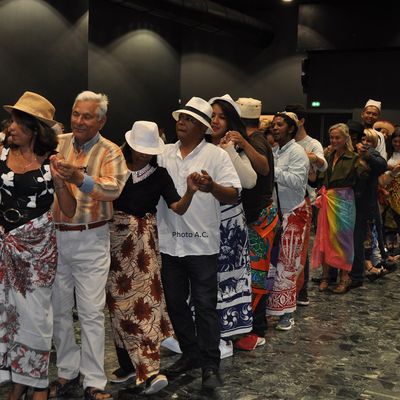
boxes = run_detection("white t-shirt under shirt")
[157,139,241,257]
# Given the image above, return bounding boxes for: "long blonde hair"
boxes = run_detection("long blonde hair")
[329,123,353,152]
[363,128,379,148]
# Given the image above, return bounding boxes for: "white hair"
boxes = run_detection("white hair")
[73,90,108,120]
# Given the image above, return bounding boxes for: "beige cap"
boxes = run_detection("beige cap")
[236,97,262,119]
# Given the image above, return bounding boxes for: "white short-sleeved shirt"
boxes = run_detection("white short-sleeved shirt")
[296,135,327,172]
[157,139,241,257]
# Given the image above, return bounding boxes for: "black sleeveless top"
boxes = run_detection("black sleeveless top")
[0,146,55,232]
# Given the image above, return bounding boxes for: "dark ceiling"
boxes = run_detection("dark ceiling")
[212,0,336,13]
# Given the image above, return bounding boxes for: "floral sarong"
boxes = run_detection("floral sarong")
[248,204,278,296]
[245,204,279,316]
[0,212,56,388]
[106,211,172,384]
[266,200,311,316]
[217,203,252,337]
[311,186,355,271]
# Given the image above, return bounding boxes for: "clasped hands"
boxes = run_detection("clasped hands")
[219,130,246,150]
[187,170,214,194]
[49,155,84,187]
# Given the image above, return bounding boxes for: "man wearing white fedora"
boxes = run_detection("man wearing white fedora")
[157,97,241,390]
[50,91,128,400]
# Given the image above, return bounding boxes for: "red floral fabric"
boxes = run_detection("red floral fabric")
[0,212,57,385]
[106,211,172,384]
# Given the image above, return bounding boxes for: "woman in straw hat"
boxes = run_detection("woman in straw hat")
[0,91,76,400]
[105,121,198,396]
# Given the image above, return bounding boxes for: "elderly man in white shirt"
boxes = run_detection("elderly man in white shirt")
[157,97,241,390]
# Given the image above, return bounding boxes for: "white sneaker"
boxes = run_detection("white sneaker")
[276,313,295,331]
[219,339,233,359]
[161,337,182,353]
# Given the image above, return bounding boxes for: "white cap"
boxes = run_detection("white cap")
[236,97,262,119]
[364,99,381,112]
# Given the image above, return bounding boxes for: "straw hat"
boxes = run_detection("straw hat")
[125,121,165,155]
[4,91,57,127]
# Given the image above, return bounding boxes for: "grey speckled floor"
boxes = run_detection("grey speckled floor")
[1,268,400,400]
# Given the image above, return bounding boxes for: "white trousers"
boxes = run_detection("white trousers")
[53,224,110,390]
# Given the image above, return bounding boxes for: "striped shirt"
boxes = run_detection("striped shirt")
[52,133,128,224]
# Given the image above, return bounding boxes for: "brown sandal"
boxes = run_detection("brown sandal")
[332,280,351,294]
[319,278,329,292]
[83,387,113,400]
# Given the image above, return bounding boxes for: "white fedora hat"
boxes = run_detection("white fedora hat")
[209,94,242,117]
[125,121,165,155]
[172,97,212,130]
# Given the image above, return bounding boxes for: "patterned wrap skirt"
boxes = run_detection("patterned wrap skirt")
[217,203,252,338]
[266,199,311,316]
[106,211,172,384]
[0,212,57,388]
[248,204,279,296]
[311,187,355,271]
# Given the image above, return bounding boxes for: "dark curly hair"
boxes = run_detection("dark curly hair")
[273,112,298,137]
[12,109,58,156]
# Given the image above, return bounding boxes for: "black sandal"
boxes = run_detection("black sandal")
[48,374,80,398]
[83,387,113,400]
[365,266,384,282]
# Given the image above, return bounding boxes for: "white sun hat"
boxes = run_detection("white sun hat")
[125,120,165,155]
[172,97,212,130]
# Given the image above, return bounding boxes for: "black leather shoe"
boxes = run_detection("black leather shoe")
[202,368,222,390]
[348,280,363,289]
[163,356,201,377]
